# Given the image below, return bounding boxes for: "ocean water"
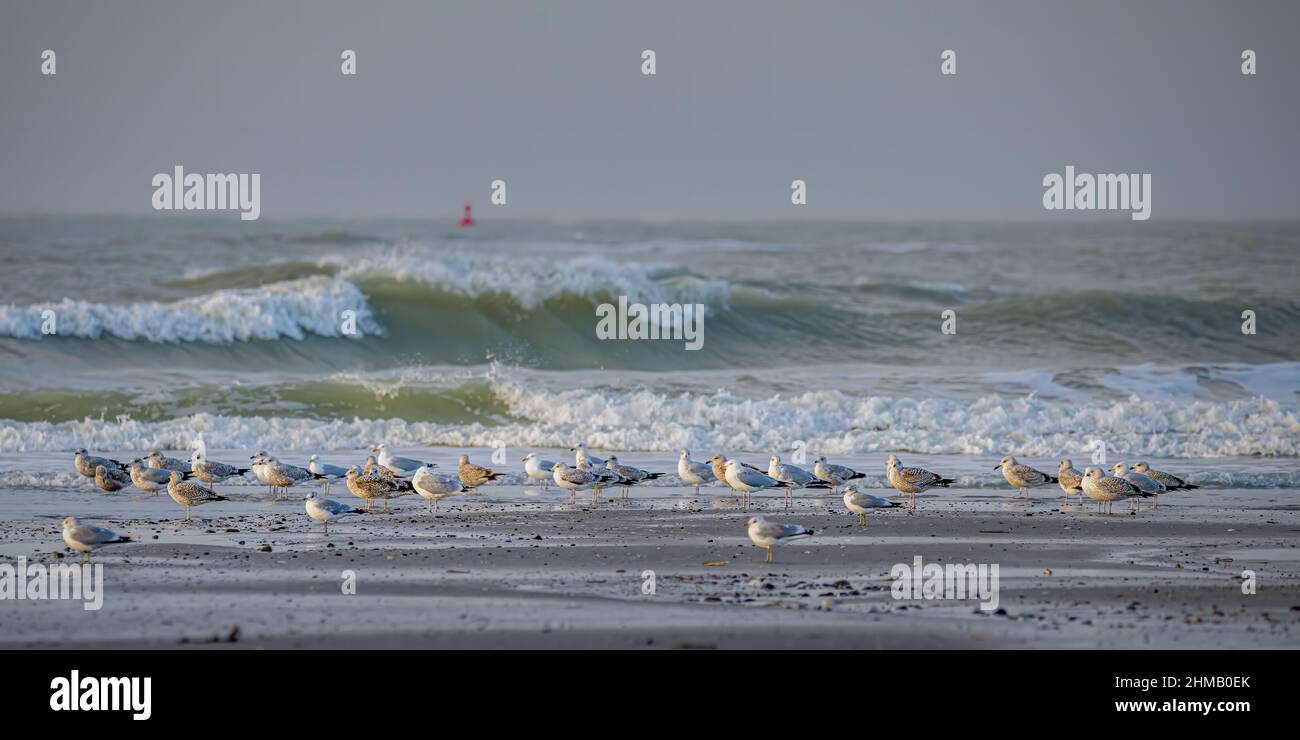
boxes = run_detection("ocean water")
[0,216,1297,475]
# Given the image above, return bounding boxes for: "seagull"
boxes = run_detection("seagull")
[522,453,558,489]
[93,464,131,493]
[307,454,349,495]
[812,455,865,493]
[707,454,764,497]
[571,442,605,469]
[128,459,174,495]
[1057,459,1085,506]
[1113,463,1167,509]
[767,455,830,505]
[677,449,716,494]
[262,457,324,500]
[457,454,502,489]
[604,456,663,498]
[166,470,228,521]
[363,454,399,478]
[61,517,132,563]
[577,459,620,497]
[345,464,412,513]
[551,462,599,502]
[412,466,465,512]
[995,456,1058,497]
[746,515,813,563]
[146,450,192,474]
[190,451,248,493]
[724,459,784,506]
[249,452,275,495]
[885,454,954,510]
[73,449,127,478]
[842,484,895,526]
[1081,467,1150,514]
[304,491,365,534]
[1132,462,1200,491]
[371,444,433,477]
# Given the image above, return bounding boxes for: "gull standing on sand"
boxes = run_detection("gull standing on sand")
[995,456,1058,497]
[73,449,126,478]
[191,451,248,493]
[363,454,399,478]
[1057,459,1085,506]
[304,491,365,534]
[307,454,349,495]
[250,452,275,494]
[885,454,954,510]
[522,453,558,489]
[1080,467,1150,514]
[262,457,323,500]
[1132,462,1200,491]
[61,517,132,563]
[129,459,174,495]
[571,442,605,469]
[166,470,228,521]
[577,459,620,496]
[1112,463,1167,509]
[677,449,716,494]
[371,444,433,477]
[412,466,465,512]
[746,515,814,563]
[345,464,411,512]
[146,450,192,474]
[94,464,131,493]
[724,459,784,506]
[604,456,663,498]
[813,455,865,493]
[707,455,763,497]
[551,462,600,501]
[767,454,829,505]
[458,454,502,489]
[842,484,895,527]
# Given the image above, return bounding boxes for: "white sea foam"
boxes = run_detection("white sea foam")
[0,383,1294,461]
[328,248,733,310]
[0,277,381,343]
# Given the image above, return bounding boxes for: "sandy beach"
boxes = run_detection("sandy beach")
[3,448,1296,650]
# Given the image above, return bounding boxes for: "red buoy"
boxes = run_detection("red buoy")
[458,202,474,228]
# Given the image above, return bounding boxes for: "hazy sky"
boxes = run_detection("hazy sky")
[1,0,1296,220]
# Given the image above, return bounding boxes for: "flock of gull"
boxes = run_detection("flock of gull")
[61,442,1199,563]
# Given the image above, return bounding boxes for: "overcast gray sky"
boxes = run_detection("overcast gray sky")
[1,0,1296,220]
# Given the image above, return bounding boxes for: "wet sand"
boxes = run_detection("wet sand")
[2,462,1297,649]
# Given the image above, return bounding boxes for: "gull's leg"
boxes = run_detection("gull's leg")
[1152,494,1159,510]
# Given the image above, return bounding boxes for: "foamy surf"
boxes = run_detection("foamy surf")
[0,276,380,343]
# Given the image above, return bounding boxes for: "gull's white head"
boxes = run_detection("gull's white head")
[770,455,781,466]
[457,454,469,465]
[168,470,183,483]
[1133,462,1151,474]
[745,515,767,528]
[996,456,1015,471]
[606,455,620,465]
[551,462,566,472]
[522,453,534,462]
[62,516,79,530]
[1059,459,1073,470]
[1111,463,1129,476]
[74,448,88,457]
[885,454,897,467]
[1084,467,1103,480]
[371,443,386,454]
[679,449,690,459]
[309,454,319,463]
[346,465,360,477]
